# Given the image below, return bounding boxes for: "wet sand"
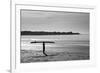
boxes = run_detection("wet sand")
[21,46,89,63]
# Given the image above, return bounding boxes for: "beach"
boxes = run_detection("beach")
[20,35,89,63]
[21,46,89,63]
[21,50,89,63]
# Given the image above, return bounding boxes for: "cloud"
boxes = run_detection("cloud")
[21,10,89,34]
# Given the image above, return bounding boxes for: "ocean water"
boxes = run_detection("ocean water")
[21,34,89,52]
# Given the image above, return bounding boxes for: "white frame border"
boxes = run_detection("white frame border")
[11,2,96,73]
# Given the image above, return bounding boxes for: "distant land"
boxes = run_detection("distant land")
[21,31,80,35]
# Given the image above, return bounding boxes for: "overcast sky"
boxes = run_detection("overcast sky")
[21,10,89,34]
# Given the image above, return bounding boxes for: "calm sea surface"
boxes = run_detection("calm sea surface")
[21,34,89,52]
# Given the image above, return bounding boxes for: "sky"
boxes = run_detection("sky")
[21,10,89,34]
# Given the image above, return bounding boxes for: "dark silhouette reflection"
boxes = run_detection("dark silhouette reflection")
[30,41,55,56]
[43,42,48,56]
